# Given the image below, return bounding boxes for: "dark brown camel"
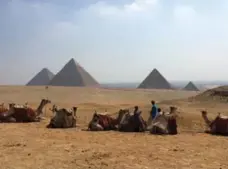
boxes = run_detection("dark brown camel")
[201,110,228,136]
[0,99,51,122]
[88,109,129,131]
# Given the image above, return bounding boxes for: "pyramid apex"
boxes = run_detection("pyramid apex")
[67,58,81,66]
[41,67,49,72]
[152,68,158,72]
[70,58,75,61]
[151,68,160,74]
[68,58,76,63]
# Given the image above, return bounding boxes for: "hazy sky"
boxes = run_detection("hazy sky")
[1,0,228,84]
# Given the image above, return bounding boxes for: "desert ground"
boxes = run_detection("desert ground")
[0,86,227,169]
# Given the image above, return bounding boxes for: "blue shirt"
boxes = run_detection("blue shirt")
[151,104,158,118]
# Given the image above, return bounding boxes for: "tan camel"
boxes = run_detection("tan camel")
[47,105,77,128]
[148,106,178,135]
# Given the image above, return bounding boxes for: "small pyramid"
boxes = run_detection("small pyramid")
[26,68,54,86]
[138,68,171,89]
[49,58,99,87]
[183,81,199,91]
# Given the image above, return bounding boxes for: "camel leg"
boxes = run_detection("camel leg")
[7,117,17,123]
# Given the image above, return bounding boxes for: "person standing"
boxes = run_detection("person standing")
[150,100,158,119]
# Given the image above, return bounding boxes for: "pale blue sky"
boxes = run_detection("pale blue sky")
[1,0,228,84]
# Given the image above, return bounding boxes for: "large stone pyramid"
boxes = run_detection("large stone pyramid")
[26,68,54,86]
[183,81,199,91]
[138,68,171,89]
[49,58,99,87]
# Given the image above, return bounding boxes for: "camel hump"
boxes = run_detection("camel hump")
[218,114,228,119]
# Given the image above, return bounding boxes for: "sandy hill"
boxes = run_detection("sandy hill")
[189,85,228,102]
[49,58,99,87]
[138,68,171,89]
[26,68,54,86]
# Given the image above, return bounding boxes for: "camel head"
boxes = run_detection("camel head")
[201,110,211,127]
[50,104,58,113]
[201,110,207,116]
[170,106,177,114]
[119,109,131,126]
[72,106,78,117]
[91,111,99,123]
[36,98,51,114]
[42,99,51,105]
[116,109,130,124]
[72,107,77,117]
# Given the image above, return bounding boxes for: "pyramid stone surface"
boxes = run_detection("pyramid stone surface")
[138,68,171,89]
[183,81,199,91]
[26,68,54,86]
[49,58,99,87]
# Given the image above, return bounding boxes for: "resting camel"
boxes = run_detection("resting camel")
[0,99,51,122]
[87,109,129,131]
[148,106,178,135]
[46,105,77,128]
[118,109,147,132]
[201,110,228,136]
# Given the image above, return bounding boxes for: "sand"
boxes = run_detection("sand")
[0,86,227,169]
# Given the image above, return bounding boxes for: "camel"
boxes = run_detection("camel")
[201,110,228,136]
[0,99,51,122]
[148,106,178,135]
[46,105,77,128]
[118,110,147,132]
[87,109,129,131]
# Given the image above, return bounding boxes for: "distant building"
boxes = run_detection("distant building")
[26,68,54,86]
[138,68,171,89]
[183,81,199,91]
[49,58,99,87]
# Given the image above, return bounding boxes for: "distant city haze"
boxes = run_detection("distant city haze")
[1,0,228,85]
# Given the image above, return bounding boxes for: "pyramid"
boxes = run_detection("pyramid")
[26,68,54,86]
[138,68,171,89]
[183,81,199,91]
[49,58,99,87]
